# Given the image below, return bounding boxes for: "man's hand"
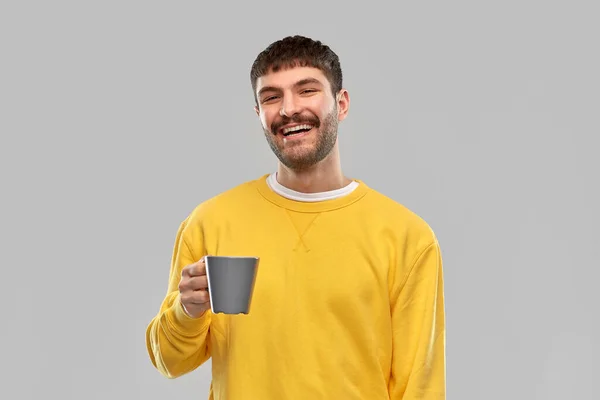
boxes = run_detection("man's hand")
[179,257,211,318]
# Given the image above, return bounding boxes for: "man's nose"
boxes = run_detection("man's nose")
[280,95,300,117]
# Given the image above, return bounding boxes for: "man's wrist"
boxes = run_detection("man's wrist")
[167,296,210,334]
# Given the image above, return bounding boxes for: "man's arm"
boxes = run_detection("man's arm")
[145,218,212,378]
[388,239,446,399]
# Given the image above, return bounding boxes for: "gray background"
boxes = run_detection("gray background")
[1,1,598,399]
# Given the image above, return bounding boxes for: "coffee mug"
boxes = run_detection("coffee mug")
[205,256,260,315]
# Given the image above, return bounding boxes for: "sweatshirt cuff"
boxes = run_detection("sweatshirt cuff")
[167,296,211,335]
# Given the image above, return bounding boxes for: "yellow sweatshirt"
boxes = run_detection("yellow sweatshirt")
[146,174,446,399]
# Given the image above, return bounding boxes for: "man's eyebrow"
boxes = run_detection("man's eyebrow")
[257,86,278,97]
[294,78,323,87]
[257,78,324,97]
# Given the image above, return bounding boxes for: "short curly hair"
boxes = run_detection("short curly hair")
[250,35,343,104]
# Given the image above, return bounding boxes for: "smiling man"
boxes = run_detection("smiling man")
[146,35,446,399]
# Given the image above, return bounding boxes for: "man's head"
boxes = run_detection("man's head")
[251,35,349,171]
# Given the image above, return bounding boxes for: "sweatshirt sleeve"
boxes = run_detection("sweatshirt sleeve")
[388,239,446,399]
[145,217,212,379]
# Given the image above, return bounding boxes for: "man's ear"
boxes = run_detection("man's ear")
[254,105,260,116]
[336,89,350,122]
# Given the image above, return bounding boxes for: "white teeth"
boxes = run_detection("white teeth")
[282,124,313,134]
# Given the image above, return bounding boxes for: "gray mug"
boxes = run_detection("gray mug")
[205,256,260,315]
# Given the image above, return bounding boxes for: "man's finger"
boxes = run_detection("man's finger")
[189,289,210,305]
[188,275,208,290]
[188,261,206,277]
[182,258,206,277]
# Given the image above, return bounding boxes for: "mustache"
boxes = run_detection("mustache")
[271,114,320,134]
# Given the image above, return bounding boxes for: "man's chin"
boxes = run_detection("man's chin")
[278,151,322,170]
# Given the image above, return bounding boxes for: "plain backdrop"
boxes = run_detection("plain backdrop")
[1,1,598,399]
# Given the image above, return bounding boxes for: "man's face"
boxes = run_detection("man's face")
[254,66,348,171]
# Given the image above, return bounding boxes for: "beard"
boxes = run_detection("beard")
[262,107,339,171]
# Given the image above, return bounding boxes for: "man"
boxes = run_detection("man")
[146,35,446,399]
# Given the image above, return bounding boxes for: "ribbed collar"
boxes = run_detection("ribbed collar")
[254,173,370,213]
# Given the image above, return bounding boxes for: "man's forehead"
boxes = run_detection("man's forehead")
[256,66,328,91]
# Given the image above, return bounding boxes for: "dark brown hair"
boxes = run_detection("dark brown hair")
[250,35,343,104]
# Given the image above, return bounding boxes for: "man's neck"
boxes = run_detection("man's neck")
[276,160,352,193]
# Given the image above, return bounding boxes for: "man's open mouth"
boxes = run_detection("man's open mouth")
[281,124,314,136]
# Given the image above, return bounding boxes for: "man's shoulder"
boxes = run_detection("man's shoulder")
[362,183,437,241]
[185,174,266,221]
